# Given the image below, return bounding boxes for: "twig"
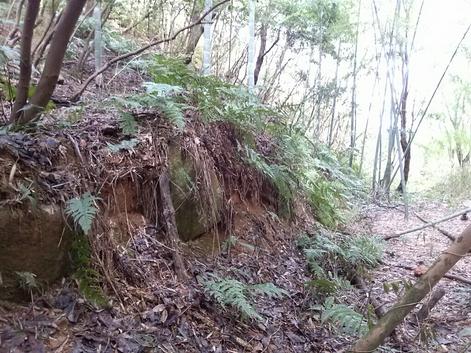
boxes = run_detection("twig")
[384,207,471,240]
[70,0,230,101]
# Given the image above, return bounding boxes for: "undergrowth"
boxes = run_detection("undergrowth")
[298,231,383,336]
[203,276,288,322]
[428,166,471,206]
[144,54,363,226]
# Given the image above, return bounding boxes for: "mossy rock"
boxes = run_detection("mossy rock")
[0,204,74,301]
[169,146,223,242]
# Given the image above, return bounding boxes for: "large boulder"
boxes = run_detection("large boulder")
[0,204,74,300]
[169,147,223,242]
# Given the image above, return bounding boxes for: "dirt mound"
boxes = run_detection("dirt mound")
[0,107,286,299]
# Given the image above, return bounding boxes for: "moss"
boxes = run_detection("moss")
[70,236,109,308]
[169,146,222,242]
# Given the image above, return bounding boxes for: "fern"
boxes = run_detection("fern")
[15,271,39,291]
[65,192,99,234]
[205,278,262,321]
[118,112,138,135]
[204,277,288,321]
[154,96,185,129]
[249,283,289,299]
[321,297,368,335]
[344,235,384,268]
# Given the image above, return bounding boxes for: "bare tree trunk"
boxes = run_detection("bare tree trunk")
[31,0,59,61]
[349,0,361,167]
[352,224,471,352]
[328,40,341,148]
[93,3,103,87]
[253,23,267,85]
[202,0,213,75]
[247,0,255,92]
[33,11,62,67]
[183,0,204,64]
[15,0,87,124]
[6,0,25,45]
[11,0,41,122]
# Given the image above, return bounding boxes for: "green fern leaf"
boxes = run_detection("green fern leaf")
[119,112,138,135]
[322,297,368,335]
[65,192,99,233]
[204,278,262,321]
[249,283,288,299]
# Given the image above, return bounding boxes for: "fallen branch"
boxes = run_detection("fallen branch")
[384,207,471,240]
[351,276,387,318]
[385,262,471,286]
[414,212,456,241]
[70,0,230,101]
[352,224,471,352]
[416,287,445,323]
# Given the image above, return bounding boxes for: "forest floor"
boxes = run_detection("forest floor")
[350,200,471,353]
[1,199,470,353]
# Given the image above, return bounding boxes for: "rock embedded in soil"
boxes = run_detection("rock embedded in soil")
[0,204,74,301]
[169,146,223,242]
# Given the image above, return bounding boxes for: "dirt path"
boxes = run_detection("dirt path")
[357,201,471,352]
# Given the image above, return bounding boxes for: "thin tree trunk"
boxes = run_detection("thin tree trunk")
[33,11,63,67]
[11,0,40,122]
[31,0,58,61]
[384,207,471,240]
[6,0,25,45]
[202,0,213,75]
[352,224,471,352]
[349,0,361,167]
[328,40,341,148]
[415,287,445,323]
[184,0,204,64]
[253,23,267,85]
[71,0,230,101]
[93,3,103,87]
[247,0,255,92]
[15,0,87,124]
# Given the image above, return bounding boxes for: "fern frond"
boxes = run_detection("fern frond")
[205,278,262,321]
[15,271,39,290]
[65,192,99,233]
[249,283,288,299]
[343,235,384,268]
[154,96,185,129]
[322,297,368,335]
[119,112,138,135]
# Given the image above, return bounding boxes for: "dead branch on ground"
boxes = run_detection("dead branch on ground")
[384,207,471,240]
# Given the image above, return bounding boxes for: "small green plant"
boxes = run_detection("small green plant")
[320,297,368,335]
[65,192,99,234]
[118,112,138,135]
[71,236,108,307]
[204,276,288,321]
[15,271,40,292]
[17,182,36,206]
[107,138,139,153]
